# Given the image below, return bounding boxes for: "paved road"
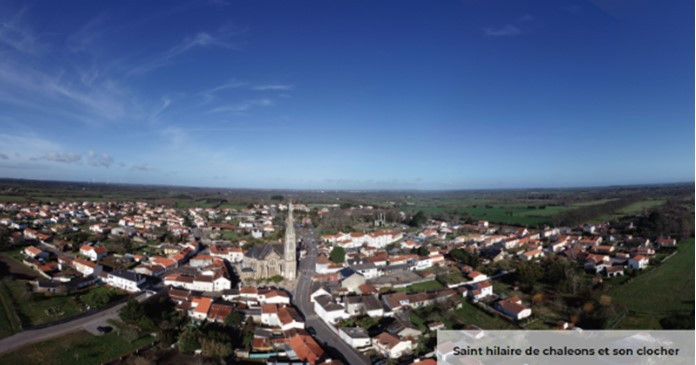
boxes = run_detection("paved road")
[292,226,370,365]
[0,292,146,355]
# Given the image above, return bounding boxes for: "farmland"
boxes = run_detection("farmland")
[610,238,694,329]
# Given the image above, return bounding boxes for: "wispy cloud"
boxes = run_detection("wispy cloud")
[253,84,293,91]
[209,98,272,113]
[131,163,156,172]
[87,150,114,167]
[0,57,140,123]
[128,31,241,75]
[0,153,9,160]
[0,9,41,54]
[484,25,522,37]
[30,152,82,163]
[520,14,534,22]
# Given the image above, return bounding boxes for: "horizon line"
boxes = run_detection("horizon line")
[0,177,693,194]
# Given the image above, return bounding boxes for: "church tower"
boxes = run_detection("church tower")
[283,202,297,281]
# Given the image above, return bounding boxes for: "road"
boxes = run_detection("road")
[0,292,146,355]
[292,225,370,365]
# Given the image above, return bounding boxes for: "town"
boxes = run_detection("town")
[0,184,691,365]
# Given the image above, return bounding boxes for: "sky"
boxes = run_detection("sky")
[0,0,693,190]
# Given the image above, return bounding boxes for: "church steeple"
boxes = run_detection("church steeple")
[283,202,297,281]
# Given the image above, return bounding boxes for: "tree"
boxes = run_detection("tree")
[178,328,201,354]
[516,261,543,290]
[119,299,146,325]
[80,288,115,309]
[271,195,284,201]
[409,211,427,227]
[224,311,244,328]
[329,246,345,263]
[417,246,429,257]
[201,338,233,358]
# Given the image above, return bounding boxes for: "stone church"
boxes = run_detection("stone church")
[238,203,297,282]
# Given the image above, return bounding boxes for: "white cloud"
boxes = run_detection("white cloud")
[209,98,272,113]
[484,24,522,36]
[253,84,293,91]
[31,152,82,163]
[87,150,114,167]
[128,31,240,75]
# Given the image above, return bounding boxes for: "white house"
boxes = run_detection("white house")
[105,270,145,292]
[495,296,532,321]
[628,255,649,270]
[468,281,494,301]
[338,327,372,351]
[72,258,102,276]
[80,244,107,261]
[373,332,412,358]
[261,304,281,327]
[314,295,349,324]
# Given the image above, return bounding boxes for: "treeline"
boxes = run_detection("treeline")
[553,197,641,226]
[634,200,694,240]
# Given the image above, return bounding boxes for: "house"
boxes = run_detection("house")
[80,244,107,261]
[427,321,445,331]
[338,327,372,351]
[467,281,494,301]
[288,333,324,365]
[314,295,349,324]
[495,296,532,321]
[261,304,281,326]
[466,271,488,283]
[190,297,213,321]
[105,270,145,292]
[278,305,305,331]
[373,332,412,358]
[387,319,423,339]
[72,258,102,276]
[519,248,544,261]
[24,245,47,259]
[628,255,649,270]
[341,272,367,293]
[604,266,624,278]
[655,237,677,248]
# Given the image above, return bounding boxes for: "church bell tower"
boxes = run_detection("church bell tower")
[283,202,297,281]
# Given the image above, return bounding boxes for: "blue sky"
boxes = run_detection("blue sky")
[0,0,692,190]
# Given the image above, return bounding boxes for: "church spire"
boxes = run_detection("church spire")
[283,201,297,281]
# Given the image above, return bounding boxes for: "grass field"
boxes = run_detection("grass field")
[400,198,623,226]
[0,195,26,202]
[0,282,21,338]
[450,300,515,329]
[0,330,155,365]
[610,238,694,329]
[4,280,85,326]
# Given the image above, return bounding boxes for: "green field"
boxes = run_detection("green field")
[400,198,625,226]
[0,330,155,365]
[0,280,122,331]
[4,281,85,326]
[450,300,515,329]
[0,195,26,202]
[610,238,694,329]
[0,282,21,338]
